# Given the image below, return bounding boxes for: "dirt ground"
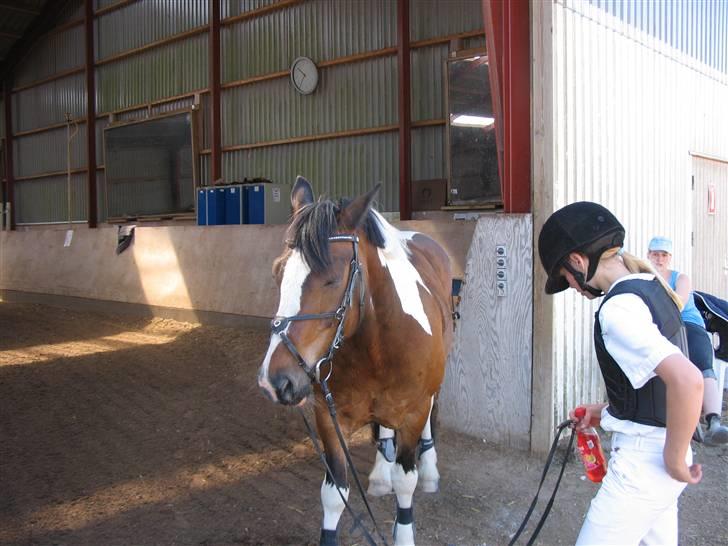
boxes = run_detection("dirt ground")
[0,302,726,546]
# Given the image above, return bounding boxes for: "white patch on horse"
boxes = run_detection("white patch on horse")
[372,211,432,335]
[321,479,349,530]
[259,250,311,392]
[391,463,418,545]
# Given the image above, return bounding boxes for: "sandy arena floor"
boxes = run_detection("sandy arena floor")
[0,302,726,546]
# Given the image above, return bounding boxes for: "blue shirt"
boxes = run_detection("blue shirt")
[668,270,706,328]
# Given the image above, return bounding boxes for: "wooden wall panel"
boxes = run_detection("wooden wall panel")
[439,214,532,449]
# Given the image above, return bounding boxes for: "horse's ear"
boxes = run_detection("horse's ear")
[291,176,314,214]
[339,183,381,230]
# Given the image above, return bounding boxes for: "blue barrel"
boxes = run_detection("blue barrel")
[196,189,207,225]
[206,188,226,225]
[245,184,264,224]
[225,185,244,224]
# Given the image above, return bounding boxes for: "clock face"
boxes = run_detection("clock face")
[290,57,319,95]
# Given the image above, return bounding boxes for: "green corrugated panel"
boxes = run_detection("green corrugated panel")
[222,0,396,83]
[222,133,399,211]
[222,56,397,145]
[96,0,208,60]
[15,125,87,178]
[97,34,209,114]
[410,0,483,42]
[15,174,88,224]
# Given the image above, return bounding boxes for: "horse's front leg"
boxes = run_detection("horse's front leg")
[392,424,423,546]
[315,408,349,546]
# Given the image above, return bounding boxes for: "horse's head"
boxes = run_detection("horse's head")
[257,176,382,405]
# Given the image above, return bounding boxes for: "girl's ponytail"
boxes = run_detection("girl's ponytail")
[601,248,684,311]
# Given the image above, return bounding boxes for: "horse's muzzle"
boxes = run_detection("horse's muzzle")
[270,371,312,406]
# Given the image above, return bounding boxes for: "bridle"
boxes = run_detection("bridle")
[270,234,365,384]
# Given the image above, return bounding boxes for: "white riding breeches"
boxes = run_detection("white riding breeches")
[575,433,691,546]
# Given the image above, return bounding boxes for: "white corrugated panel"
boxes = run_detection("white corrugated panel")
[548,0,728,424]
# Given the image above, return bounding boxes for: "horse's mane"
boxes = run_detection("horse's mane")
[287,197,386,272]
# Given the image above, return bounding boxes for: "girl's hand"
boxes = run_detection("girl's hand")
[569,403,607,430]
[664,456,702,484]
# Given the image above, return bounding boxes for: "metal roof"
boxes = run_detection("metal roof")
[0,0,58,80]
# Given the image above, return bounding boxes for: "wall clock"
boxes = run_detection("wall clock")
[290,56,319,95]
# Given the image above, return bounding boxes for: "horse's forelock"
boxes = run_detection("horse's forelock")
[288,197,385,272]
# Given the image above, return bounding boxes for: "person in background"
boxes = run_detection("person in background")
[539,202,702,545]
[647,236,728,446]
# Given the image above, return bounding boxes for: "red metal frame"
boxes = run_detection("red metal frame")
[3,85,14,230]
[397,0,411,220]
[483,0,531,213]
[85,0,97,227]
[209,0,222,184]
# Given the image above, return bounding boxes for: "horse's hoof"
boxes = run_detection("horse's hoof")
[418,479,439,493]
[367,479,394,496]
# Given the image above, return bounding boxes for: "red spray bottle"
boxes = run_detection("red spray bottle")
[574,406,607,483]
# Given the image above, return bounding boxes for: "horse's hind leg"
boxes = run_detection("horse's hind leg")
[368,424,395,496]
[417,395,439,493]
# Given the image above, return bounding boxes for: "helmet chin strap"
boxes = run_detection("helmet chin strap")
[562,261,604,298]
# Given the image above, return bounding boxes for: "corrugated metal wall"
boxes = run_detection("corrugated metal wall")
[6,0,484,223]
[11,0,86,225]
[545,0,728,424]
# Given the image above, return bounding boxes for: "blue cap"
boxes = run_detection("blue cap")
[648,236,673,253]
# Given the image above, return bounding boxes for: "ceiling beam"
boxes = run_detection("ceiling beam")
[0,2,41,17]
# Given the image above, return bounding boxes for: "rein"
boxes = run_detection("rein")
[273,234,389,545]
[508,419,575,546]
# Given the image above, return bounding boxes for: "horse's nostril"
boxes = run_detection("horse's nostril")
[273,375,296,405]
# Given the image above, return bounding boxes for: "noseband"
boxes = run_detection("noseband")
[270,234,365,383]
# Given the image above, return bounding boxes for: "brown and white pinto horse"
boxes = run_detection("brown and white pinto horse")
[257,177,453,546]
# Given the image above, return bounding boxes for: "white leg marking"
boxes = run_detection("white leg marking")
[257,250,310,399]
[391,463,418,546]
[368,426,395,496]
[372,211,432,335]
[321,478,348,531]
[418,397,439,493]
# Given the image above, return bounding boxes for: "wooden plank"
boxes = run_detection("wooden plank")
[439,214,533,450]
[530,0,556,454]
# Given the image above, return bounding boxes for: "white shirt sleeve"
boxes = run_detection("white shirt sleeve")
[599,293,682,389]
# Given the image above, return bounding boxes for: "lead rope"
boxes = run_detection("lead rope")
[508,419,576,546]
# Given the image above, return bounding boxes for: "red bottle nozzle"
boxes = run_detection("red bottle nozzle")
[574,407,586,419]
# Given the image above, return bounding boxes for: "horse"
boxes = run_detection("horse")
[257,176,453,546]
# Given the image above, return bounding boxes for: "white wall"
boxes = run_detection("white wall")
[533,0,728,442]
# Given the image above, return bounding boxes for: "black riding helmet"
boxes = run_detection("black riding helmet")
[538,201,625,294]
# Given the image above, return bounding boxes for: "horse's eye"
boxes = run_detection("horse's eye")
[324,278,339,287]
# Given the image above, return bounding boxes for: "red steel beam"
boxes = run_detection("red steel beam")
[85,0,97,227]
[3,84,14,230]
[209,0,222,184]
[397,0,411,220]
[483,0,531,213]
